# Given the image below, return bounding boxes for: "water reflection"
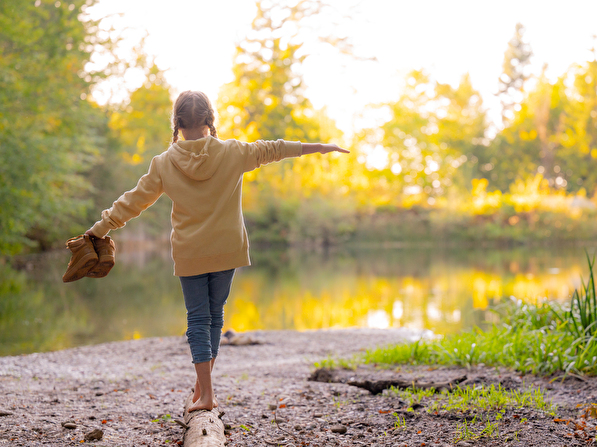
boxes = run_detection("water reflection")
[0,245,595,356]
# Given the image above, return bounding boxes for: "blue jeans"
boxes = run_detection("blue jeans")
[179,269,235,364]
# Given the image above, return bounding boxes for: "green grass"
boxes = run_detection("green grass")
[391,384,556,416]
[314,355,358,370]
[363,254,597,376]
[388,384,555,443]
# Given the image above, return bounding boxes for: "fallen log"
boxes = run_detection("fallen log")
[347,375,467,395]
[309,367,467,395]
[183,394,226,447]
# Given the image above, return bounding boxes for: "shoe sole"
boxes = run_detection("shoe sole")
[86,256,115,278]
[62,253,98,283]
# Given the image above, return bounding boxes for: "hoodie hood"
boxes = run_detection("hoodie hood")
[167,136,226,181]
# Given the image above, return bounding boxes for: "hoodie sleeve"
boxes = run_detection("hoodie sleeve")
[89,156,164,238]
[240,139,302,173]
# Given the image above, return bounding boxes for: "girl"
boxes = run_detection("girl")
[85,90,349,412]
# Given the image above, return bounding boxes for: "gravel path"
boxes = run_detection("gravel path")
[0,328,417,446]
[1,328,596,447]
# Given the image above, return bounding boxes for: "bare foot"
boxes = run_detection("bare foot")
[188,397,214,412]
[191,386,218,408]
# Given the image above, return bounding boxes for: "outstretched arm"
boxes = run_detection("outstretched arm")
[301,143,350,155]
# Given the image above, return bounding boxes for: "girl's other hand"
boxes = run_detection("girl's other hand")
[85,229,97,238]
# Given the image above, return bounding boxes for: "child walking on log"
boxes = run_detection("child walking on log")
[84,90,349,412]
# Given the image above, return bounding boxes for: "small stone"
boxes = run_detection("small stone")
[294,424,302,430]
[330,424,347,434]
[313,413,323,418]
[202,428,208,436]
[62,422,77,429]
[84,428,103,441]
[0,411,13,417]
[268,404,277,411]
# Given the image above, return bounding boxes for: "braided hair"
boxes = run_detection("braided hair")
[171,91,218,143]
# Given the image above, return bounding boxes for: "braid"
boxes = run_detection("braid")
[172,121,180,144]
[206,112,218,139]
[208,124,218,139]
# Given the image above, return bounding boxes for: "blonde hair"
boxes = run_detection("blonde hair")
[171,91,217,143]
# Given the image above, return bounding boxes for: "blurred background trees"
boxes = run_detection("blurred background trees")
[2,0,597,256]
[0,0,110,254]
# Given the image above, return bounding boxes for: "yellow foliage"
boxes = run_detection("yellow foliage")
[470,178,502,215]
[506,174,571,213]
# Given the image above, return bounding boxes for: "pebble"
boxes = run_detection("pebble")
[330,424,347,434]
[84,428,103,441]
[62,422,76,429]
[268,404,277,411]
[313,413,323,418]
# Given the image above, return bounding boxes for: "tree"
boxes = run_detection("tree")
[560,54,597,193]
[354,70,487,202]
[216,0,323,142]
[0,0,112,253]
[497,23,533,127]
[486,57,597,194]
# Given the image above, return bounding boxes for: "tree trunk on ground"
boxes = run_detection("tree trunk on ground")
[309,367,467,394]
[183,394,226,447]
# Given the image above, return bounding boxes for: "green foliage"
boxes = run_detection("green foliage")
[0,0,112,253]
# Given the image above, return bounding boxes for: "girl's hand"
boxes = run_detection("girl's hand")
[321,143,350,154]
[301,143,350,155]
[85,229,98,238]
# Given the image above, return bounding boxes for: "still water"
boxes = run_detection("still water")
[1,244,595,356]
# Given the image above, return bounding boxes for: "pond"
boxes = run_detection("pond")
[1,243,595,356]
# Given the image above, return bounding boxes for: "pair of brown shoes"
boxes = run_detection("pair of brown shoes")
[62,234,116,283]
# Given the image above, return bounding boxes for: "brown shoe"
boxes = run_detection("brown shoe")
[62,235,98,283]
[86,236,115,278]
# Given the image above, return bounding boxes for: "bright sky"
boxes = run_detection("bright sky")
[88,0,597,136]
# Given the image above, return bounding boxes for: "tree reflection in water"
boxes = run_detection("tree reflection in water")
[0,245,594,356]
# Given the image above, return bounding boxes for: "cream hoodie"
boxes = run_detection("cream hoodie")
[89,137,303,276]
